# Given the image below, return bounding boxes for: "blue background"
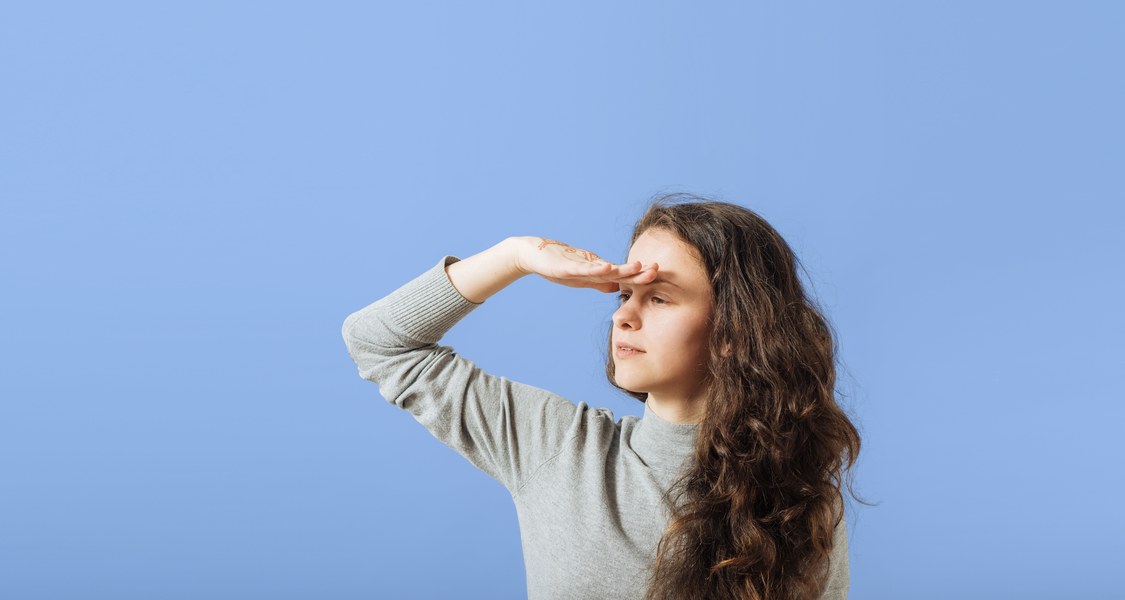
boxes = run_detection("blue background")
[3,2,1122,598]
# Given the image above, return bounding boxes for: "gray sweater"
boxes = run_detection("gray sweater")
[341,255,850,599]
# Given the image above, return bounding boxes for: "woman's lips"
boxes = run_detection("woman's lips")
[614,346,645,358]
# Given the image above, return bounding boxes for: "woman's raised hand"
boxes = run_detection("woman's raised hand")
[511,235,659,294]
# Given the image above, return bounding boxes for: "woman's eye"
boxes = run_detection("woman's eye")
[616,293,665,304]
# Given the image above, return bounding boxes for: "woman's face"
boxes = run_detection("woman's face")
[611,228,714,403]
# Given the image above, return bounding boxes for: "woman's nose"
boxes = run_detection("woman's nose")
[613,304,638,329]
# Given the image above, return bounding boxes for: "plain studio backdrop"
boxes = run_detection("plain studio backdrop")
[2,2,1122,599]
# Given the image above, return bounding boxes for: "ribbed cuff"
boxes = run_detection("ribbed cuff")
[382,255,483,344]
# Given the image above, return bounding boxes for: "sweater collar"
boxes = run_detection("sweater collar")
[631,401,699,474]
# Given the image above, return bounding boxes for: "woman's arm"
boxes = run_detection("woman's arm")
[340,248,582,494]
[443,236,527,304]
[340,237,654,493]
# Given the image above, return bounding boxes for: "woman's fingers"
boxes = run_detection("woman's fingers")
[591,261,633,276]
[619,261,653,275]
[585,260,656,281]
[553,259,657,293]
[575,259,657,282]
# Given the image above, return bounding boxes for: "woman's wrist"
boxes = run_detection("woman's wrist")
[444,237,528,304]
[506,236,539,276]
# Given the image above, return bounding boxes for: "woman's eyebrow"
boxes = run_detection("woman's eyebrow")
[624,276,684,290]
[655,277,684,289]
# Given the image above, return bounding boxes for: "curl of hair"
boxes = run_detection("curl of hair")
[603,193,868,600]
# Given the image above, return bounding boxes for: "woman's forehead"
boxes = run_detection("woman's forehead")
[626,230,707,285]
[628,229,688,260]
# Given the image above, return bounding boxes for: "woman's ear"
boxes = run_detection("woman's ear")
[721,343,732,358]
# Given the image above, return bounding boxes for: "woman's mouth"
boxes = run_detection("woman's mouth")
[615,346,645,358]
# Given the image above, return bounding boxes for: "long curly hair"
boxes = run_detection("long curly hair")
[604,193,866,599]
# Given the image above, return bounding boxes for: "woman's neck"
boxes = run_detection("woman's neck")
[645,394,705,424]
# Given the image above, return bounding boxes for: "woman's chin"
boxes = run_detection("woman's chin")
[615,376,647,393]
[613,373,635,389]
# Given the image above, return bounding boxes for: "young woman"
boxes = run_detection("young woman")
[342,194,862,599]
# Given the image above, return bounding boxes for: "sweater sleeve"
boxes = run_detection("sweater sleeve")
[340,255,584,495]
[818,505,851,599]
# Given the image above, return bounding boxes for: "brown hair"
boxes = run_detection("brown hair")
[604,193,868,599]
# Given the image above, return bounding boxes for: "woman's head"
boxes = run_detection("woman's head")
[610,227,715,423]
[603,192,864,600]
[606,195,809,411]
